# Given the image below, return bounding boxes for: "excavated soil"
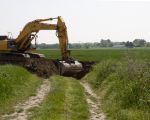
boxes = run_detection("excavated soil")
[0,58,59,78]
[77,61,95,79]
[24,58,59,78]
[0,57,95,79]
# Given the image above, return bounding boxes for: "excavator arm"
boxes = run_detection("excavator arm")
[15,16,70,60]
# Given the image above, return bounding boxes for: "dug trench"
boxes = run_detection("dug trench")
[0,58,95,79]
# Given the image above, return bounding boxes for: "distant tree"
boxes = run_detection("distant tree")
[133,39,146,47]
[93,42,100,48]
[84,43,90,49]
[38,43,46,49]
[38,43,59,49]
[100,39,113,47]
[72,43,82,49]
[146,42,150,47]
[125,41,134,48]
[68,43,72,49]
[122,42,126,45]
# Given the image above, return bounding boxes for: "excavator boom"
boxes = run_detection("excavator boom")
[15,16,70,60]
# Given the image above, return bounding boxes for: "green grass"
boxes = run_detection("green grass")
[35,48,150,120]
[83,58,150,120]
[36,48,150,61]
[29,76,89,120]
[0,65,42,114]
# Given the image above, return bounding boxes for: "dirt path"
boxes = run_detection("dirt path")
[1,79,50,120]
[81,82,106,120]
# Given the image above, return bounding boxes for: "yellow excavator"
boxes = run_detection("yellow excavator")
[0,16,88,77]
[0,16,70,59]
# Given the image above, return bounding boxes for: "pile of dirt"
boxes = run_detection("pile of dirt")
[74,61,95,79]
[24,58,59,78]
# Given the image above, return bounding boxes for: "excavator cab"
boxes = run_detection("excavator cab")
[0,35,16,51]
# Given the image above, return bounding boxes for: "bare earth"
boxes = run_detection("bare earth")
[1,79,50,120]
[81,82,106,120]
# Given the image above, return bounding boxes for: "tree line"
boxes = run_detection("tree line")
[37,39,150,49]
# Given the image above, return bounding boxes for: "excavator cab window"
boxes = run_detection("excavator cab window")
[0,36,8,40]
[7,40,16,49]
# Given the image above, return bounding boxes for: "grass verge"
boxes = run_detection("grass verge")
[83,58,150,120]
[0,65,42,114]
[29,76,89,120]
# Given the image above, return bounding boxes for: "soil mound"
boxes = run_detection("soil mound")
[0,57,95,79]
[24,58,59,78]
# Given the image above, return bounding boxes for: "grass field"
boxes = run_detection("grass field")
[36,48,150,61]
[83,59,150,120]
[36,48,150,120]
[0,48,149,120]
[0,65,42,114]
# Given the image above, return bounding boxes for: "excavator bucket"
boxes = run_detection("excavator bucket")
[57,61,83,76]
[60,61,83,74]
[55,60,95,79]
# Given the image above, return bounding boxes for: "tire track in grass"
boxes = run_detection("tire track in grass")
[1,79,50,120]
[81,82,106,120]
[28,76,89,120]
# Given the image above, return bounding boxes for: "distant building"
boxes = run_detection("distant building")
[113,44,125,48]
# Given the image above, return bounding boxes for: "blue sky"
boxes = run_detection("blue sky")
[1,0,150,43]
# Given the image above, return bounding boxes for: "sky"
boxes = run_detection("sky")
[1,0,150,44]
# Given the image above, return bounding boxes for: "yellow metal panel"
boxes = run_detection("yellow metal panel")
[0,40,8,50]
